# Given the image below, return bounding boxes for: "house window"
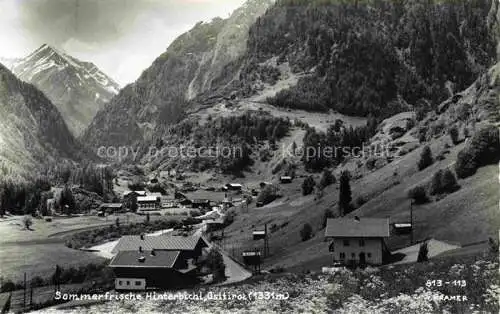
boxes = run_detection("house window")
[119,280,123,285]
[367,253,372,258]
[126,281,130,286]
[339,252,346,259]
[343,239,350,246]
[135,281,142,286]
[359,239,365,247]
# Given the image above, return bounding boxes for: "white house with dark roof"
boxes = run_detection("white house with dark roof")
[109,234,209,290]
[325,217,390,266]
[136,195,160,212]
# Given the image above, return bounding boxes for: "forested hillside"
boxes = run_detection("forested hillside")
[249,0,498,117]
[0,64,83,175]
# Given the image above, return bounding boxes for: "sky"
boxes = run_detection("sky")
[0,0,247,85]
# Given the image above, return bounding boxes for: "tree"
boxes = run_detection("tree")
[0,280,16,292]
[322,209,335,228]
[455,148,477,178]
[417,241,429,262]
[300,223,313,241]
[22,216,33,230]
[130,196,138,213]
[257,184,280,205]
[302,176,316,196]
[448,126,459,145]
[455,125,500,178]
[205,248,226,283]
[429,170,444,195]
[418,146,433,171]
[440,169,460,193]
[59,186,75,216]
[408,185,429,204]
[319,169,335,189]
[338,170,352,216]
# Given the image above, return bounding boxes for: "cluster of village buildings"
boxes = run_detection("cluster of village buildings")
[98,183,246,215]
[88,176,409,291]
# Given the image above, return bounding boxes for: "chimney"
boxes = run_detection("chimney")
[354,216,360,221]
[139,246,143,253]
[151,249,156,256]
[140,233,145,240]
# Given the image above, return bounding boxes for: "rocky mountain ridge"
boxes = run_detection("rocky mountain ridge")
[11,44,120,136]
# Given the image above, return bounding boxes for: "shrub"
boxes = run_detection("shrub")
[430,169,460,195]
[257,184,280,205]
[455,148,477,178]
[300,223,313,241]
[429,170,444,195]
[0,280,16,292]
[440,169,460,193]
[356,196,367,207]
[417,241,429,262]
[455,125,500,178]
[418,146,433,171]
[408,185,429,204]
[205,248,226,283]
[448,126,459,145]
[23,216,33,230]
[338,170,352,215]
[319,169,335,188]
[302,176,316,195]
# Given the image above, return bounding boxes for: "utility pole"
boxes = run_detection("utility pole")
[410,200,414,245]
[264,223,269,258]
[23,273,26,311]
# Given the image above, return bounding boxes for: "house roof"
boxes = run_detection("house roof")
[109,250,180,268]
[325,218,390,238]
[123,190,147,196]
[137,196,159,202]
[111,235,207,254]
[149,192,163,198]
[99,203,123,208]
[192,199,210,204]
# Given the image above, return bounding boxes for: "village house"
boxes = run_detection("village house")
[191,199,211,210]
[99,203,124,214]
[123,190,147,198]
[137,195,161,212]
[225,183,242,191]
[109,235,209,290]
[280,176,293,184]
[161,197,178,208]
[325,217,390,266]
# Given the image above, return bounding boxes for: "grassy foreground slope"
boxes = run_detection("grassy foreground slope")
[40,253,499,313]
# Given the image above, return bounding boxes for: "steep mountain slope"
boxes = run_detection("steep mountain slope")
[238,0,498,116]
[11,44,120,136]
[82,0,274,148]
[0,64,82,174]
[220,61,500,271]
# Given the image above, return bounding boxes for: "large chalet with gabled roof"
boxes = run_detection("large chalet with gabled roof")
[109,234,209,290]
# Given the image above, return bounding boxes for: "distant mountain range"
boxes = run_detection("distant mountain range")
[9,44,120,136]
